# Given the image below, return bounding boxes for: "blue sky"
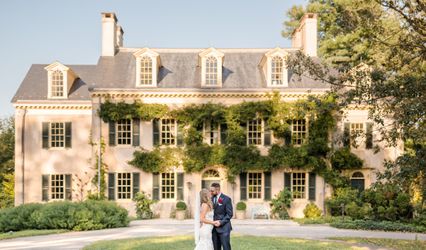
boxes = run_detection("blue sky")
[0,0,307,117]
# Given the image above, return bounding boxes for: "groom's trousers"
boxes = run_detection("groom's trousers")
[212,229,231,250]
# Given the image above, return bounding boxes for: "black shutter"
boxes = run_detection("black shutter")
[108,173,115,200]
[153,119,160,146]
[284,173,291,191]
[133,119,140,147]
[220,123,227,144]
[240,172,247,200]
[284,129,292,146]
[264,171,271,200]
[264,120,272,146]
[42,174,49,201]
[366,122,373,149]
[177,173,184,200]
[65,174,72,200]
[176,123,184,146]
[308,173,316,201]
[152,173,160,200]
[132,172,140,198]
[109,122,116,146]
[42,122,49,149]
[65,122,72,148]
[343,123,350,147]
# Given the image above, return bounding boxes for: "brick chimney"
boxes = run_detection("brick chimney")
[101,12,124,57]
[292,13,318,57]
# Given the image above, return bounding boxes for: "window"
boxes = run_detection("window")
[117,173,132,199]
[351,172,365,192]
[51,70,64,97]
[248,119,263,145]
[50,122,65,148]
[292,173,306,199]
[140,56,153,85]
[291,119,307,145]
[50,174,65,200]
[116,119,132,145]
[271,56,284,86]
[350,123,364,136]
[248,172,262,199]
[205,56,218,86]
[204,120,220,144]
[161,172,175,199]
[160,119,176,145]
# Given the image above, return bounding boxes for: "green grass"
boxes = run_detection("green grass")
[84,235,365,250]
[330,237,426,250]
[0,229,68,240]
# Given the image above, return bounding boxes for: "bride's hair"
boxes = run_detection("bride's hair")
[200,188,213,209]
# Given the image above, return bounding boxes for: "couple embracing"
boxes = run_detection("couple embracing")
[195,183,233,250]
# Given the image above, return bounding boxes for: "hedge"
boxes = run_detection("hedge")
[330,219,426,233]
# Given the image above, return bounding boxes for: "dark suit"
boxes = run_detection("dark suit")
[212,193,233,250]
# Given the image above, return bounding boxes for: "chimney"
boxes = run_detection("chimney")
[101,12,123,56]
[291,13,317,57]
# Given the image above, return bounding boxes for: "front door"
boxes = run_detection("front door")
[201,169,221,189]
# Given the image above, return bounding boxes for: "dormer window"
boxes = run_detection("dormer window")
[45,62,77,99]
[271,56,284,86]
[134,48,160,87]
[51,70,64,97]
[205,57,218,86]
[199,48,224,88]
[260,48,289,87]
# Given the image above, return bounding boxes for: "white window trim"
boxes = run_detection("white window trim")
[159,118,178,146]
[160,172,177,200]
[291,119,308,146]
[115,172,133,201]
[199,48,224,88]
[48,122,67,150]
[263,48,289,87]
[115,119,133,146]
[345,121,367,148]
[291,172,308,200]
[49,174,66,201]
[247,119,265,146]
[134,48,159,87]
[203,120,221,145]
[247,171,264,201]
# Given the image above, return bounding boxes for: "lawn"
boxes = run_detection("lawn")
[0,229,68,240]
[330,237,426,250]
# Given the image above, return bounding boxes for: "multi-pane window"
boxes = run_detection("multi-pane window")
[50,174,65,200]
[117,173,132,199]
[50,122,65,148]
[350,123,364,136]
[51,70,64,97]
[248,119,263,145]
[160,119,176,145]
[205,120,220,144]
[140,56,153,85]
[116,119,132,145]
[271,56,284,86]
[161,172,175,199]
[292,119,307,145]
[205,56,218,86]
[292,173,306,199]
[248,172,262,199]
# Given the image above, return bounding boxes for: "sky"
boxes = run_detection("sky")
[0,0,307,117]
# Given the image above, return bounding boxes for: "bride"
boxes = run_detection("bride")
[194,188,215,250]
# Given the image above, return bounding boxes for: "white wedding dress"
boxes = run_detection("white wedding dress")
[194,210,214,250]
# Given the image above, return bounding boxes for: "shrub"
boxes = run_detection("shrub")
[0,203,42,232]
[331,148,363,170]
[133,191,156,219]
[326,187,360,216]
[330,219,426,233]
[236,201,247,211]
[270,188,293,219]
[176,201,187,211]
[303,203,322,218]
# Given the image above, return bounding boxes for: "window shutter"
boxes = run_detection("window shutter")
[65,174,72,200]
[42,174,49,201]
[284,129,292,146]
[176,123,184,146]
[264,120,272,146]
[108,173,115,200]
[109,122,116,146]
[65,122,72,148]
[153,119,160,146]
[132,172,140,198]
[220,123,227,144]
[343,123,350,147]
[284,173,291,191]
[264,171,272,200]
[366,122,373,149]
[132,119,140,147]
[42,122,49,149]
[241,122,247,145]
[240,172,247,200]
[152,173,160,200]
[308,173,316,201]
[177,173,184,200]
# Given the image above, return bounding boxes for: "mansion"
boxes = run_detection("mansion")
[12,12,402,218]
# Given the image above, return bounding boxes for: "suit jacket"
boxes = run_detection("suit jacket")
[212,193,233,234]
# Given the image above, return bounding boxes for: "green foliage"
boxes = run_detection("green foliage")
[129,147,183,173]
[0,117,14,209]
[331,148,363,171]
[330,220,426,233]
[326,187,361,216]
[0,200,129,232]
[0,173,14,208]
[303,203,322,218]
[236,201,247,211]
[270,188,293,219]
[133,192,156,219]
[90,137,107,198]
[99,100,169,122]
[176,201,187,211]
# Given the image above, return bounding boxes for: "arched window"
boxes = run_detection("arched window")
[271,56,284,86]
[205,56,218,86]
[140,56,153,85]
[202,169,220,189]
[51,70,64,97]
[351,172,365,192]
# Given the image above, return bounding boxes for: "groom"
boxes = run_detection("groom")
[210,182,233,250]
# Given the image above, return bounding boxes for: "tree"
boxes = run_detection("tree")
[0,116,15,208]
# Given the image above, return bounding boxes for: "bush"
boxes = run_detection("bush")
[303,203,322,218]
[270,188,293,219]
[133,192,156,219]
[326,187,360,216]
[330,219,426,233]
[331,148,363,170]
[236,201,247,211]
[176,201,187,211]
[345,202,373,220]
[0,200,129,232]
